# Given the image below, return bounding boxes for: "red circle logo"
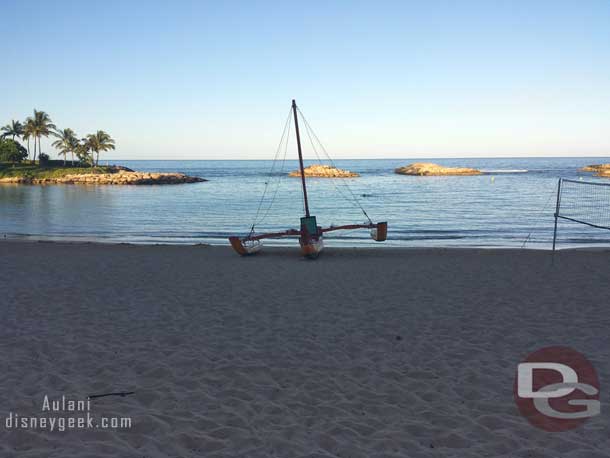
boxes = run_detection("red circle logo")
[514,346,600,431]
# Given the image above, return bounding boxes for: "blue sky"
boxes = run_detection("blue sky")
[2,0,609,159]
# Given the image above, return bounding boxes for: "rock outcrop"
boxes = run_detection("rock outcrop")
[289,164,359,178]
[394,162,482,176]
[0,170,206,185]
[109,165,135,172]
[581,164,610,176]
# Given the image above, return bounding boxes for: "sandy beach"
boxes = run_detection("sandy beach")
[1,242,609,457]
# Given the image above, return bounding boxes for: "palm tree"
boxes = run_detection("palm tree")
[76,140,93,166]
[1,120,24,141]
[24,110,56,162]
[23,118,35,161]
[52,128,79,166]
[85,131,115,167]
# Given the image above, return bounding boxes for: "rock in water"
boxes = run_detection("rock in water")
[581,164,610,177]
[394,162,482,176]
[289,164,359,178]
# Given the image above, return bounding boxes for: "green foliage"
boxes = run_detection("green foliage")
[51,128,79,165]
[76,142,94,166]
[3,110,116,167]
[38,152,50,165]
[1,120,24,140]
[85,130,115,166]
[0,163,115,179]
[24,110,56,161]
[0,139,28,163]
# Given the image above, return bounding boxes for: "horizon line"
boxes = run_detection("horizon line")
[102,155,610,161]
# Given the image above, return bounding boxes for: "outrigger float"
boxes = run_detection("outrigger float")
[229,100,387,258]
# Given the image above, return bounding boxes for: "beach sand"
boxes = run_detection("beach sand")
[1,242,609,457]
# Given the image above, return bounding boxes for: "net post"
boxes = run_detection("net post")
[552,178,562,257]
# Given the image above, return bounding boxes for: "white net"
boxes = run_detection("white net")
[557,179,610,230]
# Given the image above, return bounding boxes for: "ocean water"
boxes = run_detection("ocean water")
[2,158,610,249]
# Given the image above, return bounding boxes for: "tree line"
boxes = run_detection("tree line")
[0,110,115,166]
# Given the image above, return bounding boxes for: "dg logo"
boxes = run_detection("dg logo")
[514,346,600,431]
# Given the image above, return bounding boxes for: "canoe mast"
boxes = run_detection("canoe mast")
[292,99,310,217]
[228,99,387,257]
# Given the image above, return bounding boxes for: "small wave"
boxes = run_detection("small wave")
[481,169,528,173]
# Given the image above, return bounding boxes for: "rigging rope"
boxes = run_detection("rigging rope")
[249,108,292,234]
[253,115,291,227]
[248,103,375,237]
[300,114,359,214]
[520,183,558,248]
[297,107,373,224]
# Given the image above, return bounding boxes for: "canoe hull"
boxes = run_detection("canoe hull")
[229,236,262,256]
[300,236,324,259]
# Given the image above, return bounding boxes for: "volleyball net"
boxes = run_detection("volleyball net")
[553,178,610,251]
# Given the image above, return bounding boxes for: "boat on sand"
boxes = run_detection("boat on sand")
[229,100,387,258]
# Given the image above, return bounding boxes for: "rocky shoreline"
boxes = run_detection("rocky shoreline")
[395,162,482,176]
[0,170,206,185]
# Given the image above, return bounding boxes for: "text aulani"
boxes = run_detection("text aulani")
[42,395,90,412]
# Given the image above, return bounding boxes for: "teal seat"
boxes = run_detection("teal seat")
[300,216,318,235]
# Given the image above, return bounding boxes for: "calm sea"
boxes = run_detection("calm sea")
[2,158,610,249]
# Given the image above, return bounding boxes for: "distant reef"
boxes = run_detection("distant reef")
[395,162,482,176]
[289,164,359,178]
[581,164,610,177]
[0,164,206,185]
